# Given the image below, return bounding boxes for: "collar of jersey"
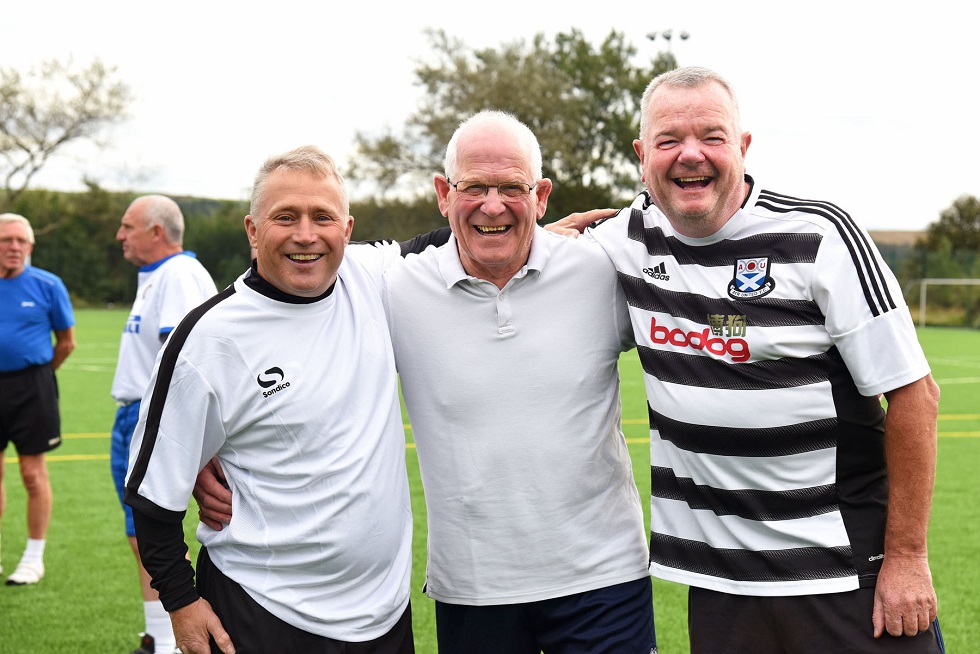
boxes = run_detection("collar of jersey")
[139,250,197,273]
[244,259,336,304]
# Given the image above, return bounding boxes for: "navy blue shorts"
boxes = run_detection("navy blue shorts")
[688,585,945,654]
[111,400,141,536]
[435,576,656,654]
[0,364,62,456]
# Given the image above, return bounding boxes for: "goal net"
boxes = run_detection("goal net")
[905,278,980,327]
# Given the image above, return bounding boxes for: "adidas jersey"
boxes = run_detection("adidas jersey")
[586,179,930,597]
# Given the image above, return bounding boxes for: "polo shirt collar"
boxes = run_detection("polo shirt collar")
[436,225,551,289]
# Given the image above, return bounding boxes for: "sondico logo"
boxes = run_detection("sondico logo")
[650,317,750,362]
[256,366,290,397]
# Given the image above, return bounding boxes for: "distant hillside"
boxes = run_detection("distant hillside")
[869,230,923,247]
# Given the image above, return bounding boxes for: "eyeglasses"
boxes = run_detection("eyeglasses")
[448,179,536,199]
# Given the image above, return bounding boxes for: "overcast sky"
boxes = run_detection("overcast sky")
[3,1,975,231]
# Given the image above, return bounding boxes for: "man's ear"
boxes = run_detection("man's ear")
[344,215,354,244]
[244,215,257,249]
[740,131,752,157]
[534,178,553,220]
[434,175,451,218]
[633,139,646,184]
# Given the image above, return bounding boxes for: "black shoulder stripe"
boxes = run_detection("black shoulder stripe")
[125,284,237,497]
[627,207,822,266]
[756,191,897,317]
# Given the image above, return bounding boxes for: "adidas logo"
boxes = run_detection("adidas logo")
[642,262,670,281]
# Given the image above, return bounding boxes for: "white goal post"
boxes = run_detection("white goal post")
[906,278,980,327]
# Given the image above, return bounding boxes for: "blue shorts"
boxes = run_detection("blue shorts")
[110,401,141,537]
[435,576,655,654]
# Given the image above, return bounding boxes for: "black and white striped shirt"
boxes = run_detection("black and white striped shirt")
[587,179,929,596]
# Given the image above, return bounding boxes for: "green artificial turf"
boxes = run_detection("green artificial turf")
[1,311,976,652]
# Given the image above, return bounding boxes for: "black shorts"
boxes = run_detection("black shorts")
[688,585,945,654]
[0,364,62,456]
[196,547,415,654]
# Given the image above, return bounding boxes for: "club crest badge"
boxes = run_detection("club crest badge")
[728,256,775,299]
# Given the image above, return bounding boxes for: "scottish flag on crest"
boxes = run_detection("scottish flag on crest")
[727,256,776,299]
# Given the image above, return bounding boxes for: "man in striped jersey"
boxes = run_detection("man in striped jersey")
[574,66,944,652]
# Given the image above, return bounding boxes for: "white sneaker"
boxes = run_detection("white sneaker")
[5,561,44,585]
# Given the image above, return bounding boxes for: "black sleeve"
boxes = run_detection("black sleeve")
[397,226,452,256]
[355,226,453,258]
[129,500,199,612]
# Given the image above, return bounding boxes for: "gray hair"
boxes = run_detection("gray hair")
[0,213,35,244]
[131,195,185,245]
[250,145,350,218]
[639,66,742,142]
[444,111,543,182]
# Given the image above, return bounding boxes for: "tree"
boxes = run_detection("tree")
[0,58,131,206]
[348,29,675,221]
[903,195,980,326]
[919,194,980,253]
[183,199,253,290]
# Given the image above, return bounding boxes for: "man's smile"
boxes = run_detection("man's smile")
[674,176,712,189]
[475,225,511,234]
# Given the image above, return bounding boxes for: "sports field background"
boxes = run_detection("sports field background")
[1,309,977,652]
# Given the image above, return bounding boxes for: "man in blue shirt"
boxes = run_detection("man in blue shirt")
[0,212,76,586]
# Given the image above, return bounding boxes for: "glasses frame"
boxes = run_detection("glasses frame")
[447,178,537,199]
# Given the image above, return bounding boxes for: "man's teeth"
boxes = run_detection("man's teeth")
[678,176,710,183]
[476,225,508,233]
[288,254,321,261]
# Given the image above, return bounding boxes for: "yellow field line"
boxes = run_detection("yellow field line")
[58,413,980,439]
[9,419,974,465]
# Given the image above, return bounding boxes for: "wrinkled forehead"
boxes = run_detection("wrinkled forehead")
[648,81,740,132]
[0,221,32,241]
[455,130,534,180]
[257,168,348,217]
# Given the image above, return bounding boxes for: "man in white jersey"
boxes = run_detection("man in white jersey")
[125,147,415,654]
[111,195,218,654]
[556,66,944,653]
[197,112,655,653]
